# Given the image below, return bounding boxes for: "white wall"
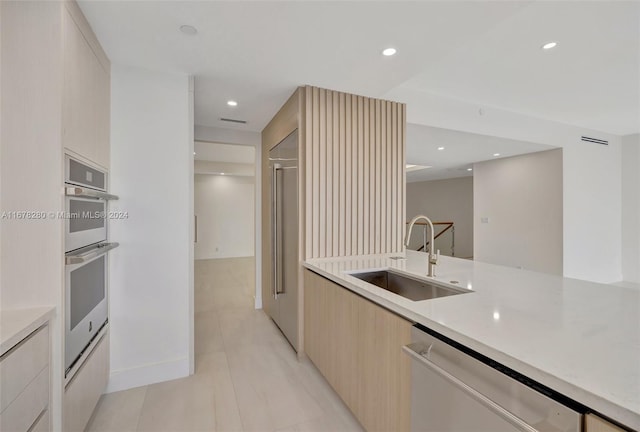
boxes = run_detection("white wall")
[195,174,255,259]
[108,65,192,392]
[562,138,621,283]
[621,134,640,283]
[392,88,623,283]
[406,177,473,258]
[474,149,563,275]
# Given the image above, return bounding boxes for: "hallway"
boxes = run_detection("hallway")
[87,258,363,432]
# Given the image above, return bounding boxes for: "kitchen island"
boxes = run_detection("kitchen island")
[304,251,639,431]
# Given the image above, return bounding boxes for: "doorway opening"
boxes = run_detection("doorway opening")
[193,141,257,355]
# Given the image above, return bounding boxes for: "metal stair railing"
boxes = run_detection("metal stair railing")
[406,221,455,257]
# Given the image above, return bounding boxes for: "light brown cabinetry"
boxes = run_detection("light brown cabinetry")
[62,2,110,169]
[304,269,411,432]
[585,414,628,432]
[64,331,109,432]
[262,86,406,353]
[0,325,50,432]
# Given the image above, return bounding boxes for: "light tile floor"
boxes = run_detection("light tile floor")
[87,257,363,432]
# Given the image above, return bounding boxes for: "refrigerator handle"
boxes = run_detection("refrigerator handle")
[272,164,282,299]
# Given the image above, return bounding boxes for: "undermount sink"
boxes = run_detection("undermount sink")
[350,270,469,301]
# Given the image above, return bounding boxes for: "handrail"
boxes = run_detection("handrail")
[406,221,455,256]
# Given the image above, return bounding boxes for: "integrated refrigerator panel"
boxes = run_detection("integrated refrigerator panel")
[267,130,299,350]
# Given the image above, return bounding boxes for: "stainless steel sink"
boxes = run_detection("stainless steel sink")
[350,270,469,301]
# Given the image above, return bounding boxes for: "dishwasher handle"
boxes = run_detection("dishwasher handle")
[403,343,539,432]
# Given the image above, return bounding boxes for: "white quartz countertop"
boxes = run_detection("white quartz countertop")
[304,251,640,430]
[1,306,55,356]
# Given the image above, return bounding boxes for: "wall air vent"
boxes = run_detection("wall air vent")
[581,136,608,145]
[220,117,247,124]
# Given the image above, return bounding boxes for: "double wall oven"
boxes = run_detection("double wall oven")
[64,155,119,375]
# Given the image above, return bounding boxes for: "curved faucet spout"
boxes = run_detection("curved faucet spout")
[405,215,439,277]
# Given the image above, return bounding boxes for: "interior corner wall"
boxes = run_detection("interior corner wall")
[474,149,563,275]
[621,134,640,283]
[108,64,191,392]
[194,174,255,260]
[406,177,473,258]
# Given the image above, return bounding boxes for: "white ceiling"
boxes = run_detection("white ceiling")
[78,1,532,130]
[389,1,640,136]
[78,0,639,176]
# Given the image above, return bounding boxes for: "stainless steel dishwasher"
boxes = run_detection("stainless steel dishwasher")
[403,325,584,432]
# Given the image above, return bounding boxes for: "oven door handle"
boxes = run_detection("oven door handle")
[65,186,119,201]
[402,343,538,432]
[65,242,119,265]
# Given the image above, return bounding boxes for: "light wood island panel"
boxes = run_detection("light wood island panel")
[304,269,411,432]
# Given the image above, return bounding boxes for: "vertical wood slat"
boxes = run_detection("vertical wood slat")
[357,96,364,256]
[335,93,341,256]
[303,86,405,259]
[342,93,349,256]
[350,95,357,256]
[318,88,326,258]
[381,100,388,253]
[325,90,333,257]
[305,87,312,259]
[391,103,398,252]
[374,99,381,255]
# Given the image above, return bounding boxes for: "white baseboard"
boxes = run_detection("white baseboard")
[194,254,254,260]
[106,357,189,393]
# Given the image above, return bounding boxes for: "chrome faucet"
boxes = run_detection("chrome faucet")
[405,215,439,277]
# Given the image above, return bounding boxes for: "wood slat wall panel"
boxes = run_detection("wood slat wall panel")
[303,86,405,259]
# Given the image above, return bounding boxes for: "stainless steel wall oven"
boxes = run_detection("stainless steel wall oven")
[64,155,118,375]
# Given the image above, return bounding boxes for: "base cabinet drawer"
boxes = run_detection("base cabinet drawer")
[0,366,49,432]
[0,326,49,413]
[64,331,109,432]
[0,324,50,432]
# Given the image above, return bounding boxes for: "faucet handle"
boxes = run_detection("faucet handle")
[430,250,440,264]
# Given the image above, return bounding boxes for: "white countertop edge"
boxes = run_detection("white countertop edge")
[303,260,640,430]
[1,306,56,356]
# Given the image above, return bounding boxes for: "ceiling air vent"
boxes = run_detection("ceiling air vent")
[220,117,247,124]
[581,136,608,146]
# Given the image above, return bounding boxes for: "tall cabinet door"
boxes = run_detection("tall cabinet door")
[62,8,110,169]
[277,161,299,348]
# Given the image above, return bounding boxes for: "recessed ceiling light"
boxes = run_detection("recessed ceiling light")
[437,146,445,151]
[467,168,473,172]
[220,173,225,176]
[227,100,238,107]
[193,152,196,155]
[382,48,397,56]
[493,153,500,157]
[542,41,558,50]
[179,25,198,36]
